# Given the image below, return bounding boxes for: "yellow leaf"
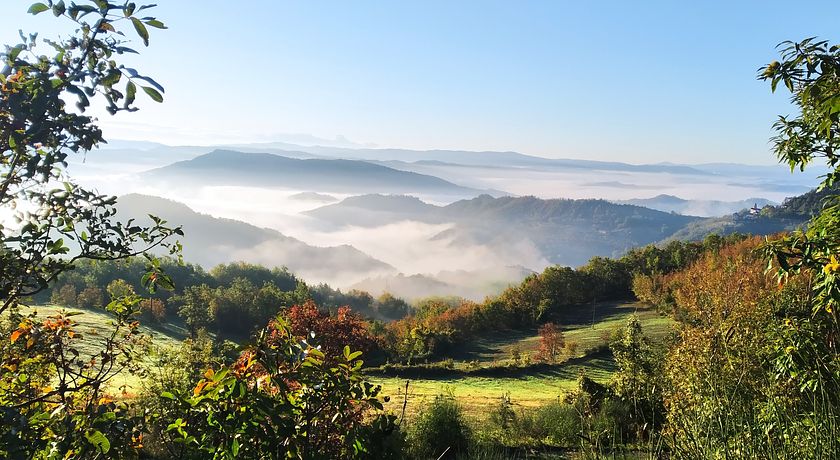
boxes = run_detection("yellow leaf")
[204,368,215,380]
[26,337,35,349]
[193,381,208,396]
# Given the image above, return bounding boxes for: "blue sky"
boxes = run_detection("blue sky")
[2,1,839,164]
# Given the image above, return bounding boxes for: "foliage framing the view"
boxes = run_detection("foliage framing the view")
[0,2,179,457]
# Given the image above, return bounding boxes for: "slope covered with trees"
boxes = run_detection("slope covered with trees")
[309,193,701,266]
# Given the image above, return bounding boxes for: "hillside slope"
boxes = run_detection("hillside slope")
[116,194,395,283]
[615,194,775,217]
[308,194,700,266]
[662,186,832,242]
[141,149,488,196]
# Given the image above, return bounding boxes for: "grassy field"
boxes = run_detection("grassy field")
[371,302,672,419]
[13,304,187,393]
[373,353,616,418]
[451,302,671,365]
[11,301,671,415]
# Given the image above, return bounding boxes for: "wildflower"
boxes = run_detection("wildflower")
[784,319,792,327]
[785,346,795,354]
[827,305,834,314]
[824,255,840,274]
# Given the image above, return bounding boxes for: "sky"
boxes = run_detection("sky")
[1,1,839,164]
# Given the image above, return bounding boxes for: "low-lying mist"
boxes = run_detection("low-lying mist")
[60,143,826,300]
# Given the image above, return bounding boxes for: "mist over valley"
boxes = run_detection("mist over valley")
[60,141,824,300]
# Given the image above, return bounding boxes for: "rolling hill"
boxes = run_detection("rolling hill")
[115,194,395,284]
[307,194,701,267]
[662,186,831,242]
[141,149,491,196]
[615,194,776,217]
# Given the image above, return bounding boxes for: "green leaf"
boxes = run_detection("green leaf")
[142,86,163,103]
[52,0,66,16]
[231,438,240,456]
[85,430,111,454]
[145,19,167,29]
[157,274,176,291]
[28,3,49,15]
[125,81,137,106]
[131,17,149,46]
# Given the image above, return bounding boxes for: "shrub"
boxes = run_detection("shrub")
[152,316,396,459]
[408,394,472,459]
[533,401,581,447]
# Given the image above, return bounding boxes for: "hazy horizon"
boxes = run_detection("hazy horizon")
[3,1,840,165]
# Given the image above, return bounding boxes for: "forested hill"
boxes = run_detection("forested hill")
[141,149,487,196]
[115,194,394,282]
[438,194,692,226]
[615,194,775,217]
[662,186,832,242]
[308,193,701,266]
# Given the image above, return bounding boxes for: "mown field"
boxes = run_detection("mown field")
[11,301,672,417]
[370,302,673,419]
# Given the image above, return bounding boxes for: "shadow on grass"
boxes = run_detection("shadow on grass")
[449,300,647,362]
[365,347,615,381]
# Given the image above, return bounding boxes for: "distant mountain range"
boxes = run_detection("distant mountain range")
[72,142,824,207]
[288,192,338,203]
[307,194,701,267]
[251,144,714,175]
[615,194,776,217]
[115,194,394,284]
[141,150,493,197]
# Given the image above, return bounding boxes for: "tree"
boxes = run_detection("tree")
[286,300,376,362]
[609,316,663,439]
[106,277,135,299]
[375,291,410,319]
[76,285,103,308]
[535,322,565,363]
[140,297,166,323]
[50,282,78,307]
[756,37,840,456]
[177,284,216,337]
[0,2,178,457]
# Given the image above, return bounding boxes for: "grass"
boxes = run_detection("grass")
[12,301,672,417]
[442,301,671,366]
[372,302,674,420]
[373,352,616,419]
[12,304,187,393]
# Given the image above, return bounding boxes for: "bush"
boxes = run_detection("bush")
[150,316,395,459]
[408,394,472,459]
[533,401,581,446]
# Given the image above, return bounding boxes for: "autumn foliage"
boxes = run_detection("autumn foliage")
[285,300,376,361]
[535,322,565,363]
